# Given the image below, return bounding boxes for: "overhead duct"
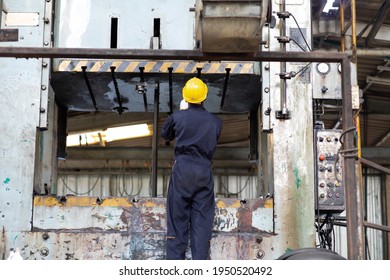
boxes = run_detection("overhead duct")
[195,0,270,53]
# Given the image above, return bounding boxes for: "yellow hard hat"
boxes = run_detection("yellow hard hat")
[182,77,208,104]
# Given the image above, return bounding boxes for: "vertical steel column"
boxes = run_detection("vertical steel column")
[151,82,160,197]
[341,58,364,259]
[168,67,173,114]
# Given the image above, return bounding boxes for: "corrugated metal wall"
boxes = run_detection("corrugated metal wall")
[364,169,384,260]
[334,168,385,259]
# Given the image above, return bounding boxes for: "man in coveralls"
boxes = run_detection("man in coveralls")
[161,77,222,260]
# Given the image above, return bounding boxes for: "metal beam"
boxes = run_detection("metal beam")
[377,65,390,71]
[360,157,390,175]
[366,76,390,86]
[0,47,349,63]
[65,146,250,161]
[362,147,390,161]
[58,158,255,171]
[375,130,390,147]
[365,0,390,47]
[341,58,364,260]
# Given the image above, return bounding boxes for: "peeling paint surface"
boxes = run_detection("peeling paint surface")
[33,197,273,234]
[0,196,279,259]
[3,189,277,259]
[252,207,273,232]
[214,207,238,232]
[0,230,281,260]
[34,206,127,231]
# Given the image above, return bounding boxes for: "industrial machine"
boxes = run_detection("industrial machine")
[0,0,363,260]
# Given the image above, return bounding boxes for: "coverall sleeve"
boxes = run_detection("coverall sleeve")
[161,115,175,141]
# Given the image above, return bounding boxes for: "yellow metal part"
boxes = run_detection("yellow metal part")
[34,196,61,206]
[56,59,254,74]
[34,196,134,207]
[264,199,273,208]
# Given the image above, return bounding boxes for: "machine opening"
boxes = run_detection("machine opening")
[110,17,118,48]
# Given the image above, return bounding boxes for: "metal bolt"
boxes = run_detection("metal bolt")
[42,233,50,240]
[44,18,50,24]
[42,62,48,68]
[264,64,270,70]
[41,85,47,90]
[40,247,49,257]
[44,41,49,46]
[40,107,46,113]
[256,250,265,259]
[264,87,269,93]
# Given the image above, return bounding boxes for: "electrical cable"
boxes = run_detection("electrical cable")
[290,13,312,52]
[290,37,308,52]
[295,62,311,77]
[60,172,102,196]
[316,214,335,250]
[220,176,251,197]
[334,126,359,183]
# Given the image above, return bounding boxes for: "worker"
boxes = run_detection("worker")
[161,77,222,260]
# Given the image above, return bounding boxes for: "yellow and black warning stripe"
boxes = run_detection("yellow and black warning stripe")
[56,59,254,74]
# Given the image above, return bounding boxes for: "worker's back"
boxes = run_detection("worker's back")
[161,104,222,164]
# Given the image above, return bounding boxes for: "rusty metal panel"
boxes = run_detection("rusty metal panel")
[33,197,168,233]
[1,196,278,259]
[33,196,273,233]
[209,233,280,260]
[1,230,282,260]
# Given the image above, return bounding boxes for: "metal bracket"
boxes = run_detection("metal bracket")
[261,61,272,131]
[275,109,291,119]
[39,0,53,129]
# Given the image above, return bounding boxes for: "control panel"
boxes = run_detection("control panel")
[314,129,345,213]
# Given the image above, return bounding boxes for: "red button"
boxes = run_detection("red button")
[319,154,325,161]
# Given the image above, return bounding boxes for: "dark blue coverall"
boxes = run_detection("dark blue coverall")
[161,103,222,260]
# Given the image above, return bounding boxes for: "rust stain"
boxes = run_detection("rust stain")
[1,227,5,260]
[237,207,253,232]
[143,201,157,208]
[91,214,108,223]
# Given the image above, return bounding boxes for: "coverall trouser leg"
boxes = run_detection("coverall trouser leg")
[166,159,215,260]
